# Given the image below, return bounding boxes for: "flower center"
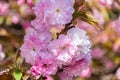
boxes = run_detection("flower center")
[56,9,60,12]
[61,46,66,50]
[43,64,47,67]
[32,48,35,51]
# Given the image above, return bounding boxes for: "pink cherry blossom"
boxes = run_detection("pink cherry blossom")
[30,66,40,76]
[67,27,92,60]
[44,0,74,25]
[80,67,92,78]
[20,28,49,65]
[0,2,9,16]
[48,34,78,65]
[20,39,41,65]
[12,14,19,24]
[104,59,114,70]
[31,57,58,76]
[63,55,91,77]
[91,48,104,59]
[32,0,74,31]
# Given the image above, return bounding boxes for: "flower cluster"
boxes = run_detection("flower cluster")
[20,0,92,79]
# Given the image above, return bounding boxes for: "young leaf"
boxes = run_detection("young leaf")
[73,11,104,30]
[13,69,22,80]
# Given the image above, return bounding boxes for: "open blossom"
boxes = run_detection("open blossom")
[63,55,91,77]
[31,52,58,76]
[48,34,77,65]
[44,0,74,25]
[20,38,41,65]
[67,27,92,60]
[32,0,74,30]
[20,28,50,65]
[48,27,91,65]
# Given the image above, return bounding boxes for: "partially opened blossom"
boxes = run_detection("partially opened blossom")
[30,66,40,76]
[11,14,20,24]
[0,2,9,16]
[103,59,115,70]
[91,48,104,59]
[80,67,92,78]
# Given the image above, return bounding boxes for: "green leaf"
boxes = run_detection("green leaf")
[13,69,22,80]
